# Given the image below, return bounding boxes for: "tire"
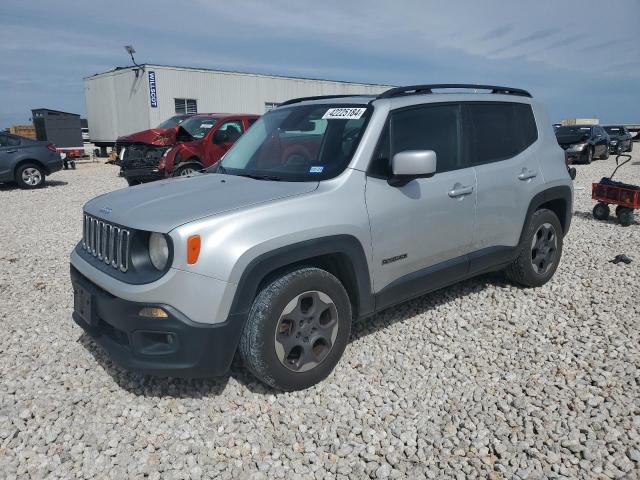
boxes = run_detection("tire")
[600,147,609,160]
[15,163,45,189]
[239,267,352,391]
[617,208,634,227]
[505,209,563,287]
[628,142,633,153]
[593,202,610,220]
[126,178,142,186]
[173,163,201,177]
[584,147,593,164]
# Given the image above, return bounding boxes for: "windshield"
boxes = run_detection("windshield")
[157,115,187,129]
[556,126,591,136]
[216,104,371,181]
[604,126,622,135]
[179,117,218,140]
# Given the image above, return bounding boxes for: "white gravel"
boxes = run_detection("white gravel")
[1,154,639,479]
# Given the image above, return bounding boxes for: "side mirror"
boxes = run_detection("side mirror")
[388,150,437,187]
[213,130,229,143]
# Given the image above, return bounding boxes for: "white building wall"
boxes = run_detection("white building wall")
[84,68,151,144]
[85,65,391,143]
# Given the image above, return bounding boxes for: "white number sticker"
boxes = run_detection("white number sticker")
[322,107,366,120]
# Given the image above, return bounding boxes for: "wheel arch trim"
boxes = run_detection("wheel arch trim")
[228,235,374,321]
[519,185,572,244]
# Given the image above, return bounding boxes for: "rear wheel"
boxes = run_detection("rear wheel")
[628,142,633,153]
[617,208,634,227]
[16,163,45,189]
[593,202,610,220]
[239,267,352,391]
[600,147,609,160]
[505,209,563,287]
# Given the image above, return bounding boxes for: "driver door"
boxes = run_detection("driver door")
[365,103,476,303]
[205,120,244,166]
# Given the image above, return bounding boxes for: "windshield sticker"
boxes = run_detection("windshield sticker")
[200,123,214,129]
[322,107,367,120]
[309,166,324,173]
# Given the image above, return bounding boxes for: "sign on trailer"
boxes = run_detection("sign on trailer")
[148,71,158,108]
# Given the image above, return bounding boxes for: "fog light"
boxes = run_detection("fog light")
[138,307,168,318]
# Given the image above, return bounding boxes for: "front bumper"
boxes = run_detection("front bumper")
[120,166,164,183]
[70,266,244,377]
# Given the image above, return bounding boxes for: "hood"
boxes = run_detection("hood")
[84,173,319,232]
[117,127,177,146]
[556,132,589,145]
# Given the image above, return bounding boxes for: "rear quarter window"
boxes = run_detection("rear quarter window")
[466,102,538,166]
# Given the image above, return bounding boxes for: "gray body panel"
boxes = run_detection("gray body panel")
[0,134,62,181]
[71,92,573,327]
[84,173,319,232]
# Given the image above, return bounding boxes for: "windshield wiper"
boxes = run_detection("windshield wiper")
[236,173,282,181]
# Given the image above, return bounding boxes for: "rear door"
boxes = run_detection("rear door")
[467,102,542,267]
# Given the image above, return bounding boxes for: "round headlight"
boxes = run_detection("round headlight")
[149,233,169,270]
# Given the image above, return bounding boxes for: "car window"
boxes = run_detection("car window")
[466,103,535,165]
[0,134,20,147]
[368,124,391,178]
[391,104,463,174]
[218,104,372,182]
[219,120,244,134]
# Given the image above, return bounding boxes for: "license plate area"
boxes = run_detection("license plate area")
[73,285,94,326]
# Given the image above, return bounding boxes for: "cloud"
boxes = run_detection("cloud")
[0,0,639,126]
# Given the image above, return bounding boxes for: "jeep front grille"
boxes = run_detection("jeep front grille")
[82,214,131,272]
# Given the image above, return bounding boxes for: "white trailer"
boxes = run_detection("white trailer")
[84,65,391,152]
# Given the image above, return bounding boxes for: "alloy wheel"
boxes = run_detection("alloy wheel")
[179,167,196,176]
[274,290,339,372]
[21,167,42,186]
[531,222,557,275]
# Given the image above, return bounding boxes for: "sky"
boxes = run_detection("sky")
[1,0,639,127]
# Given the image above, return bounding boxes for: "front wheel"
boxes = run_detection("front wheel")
[584,147,593,164]
[173,163,201,177]
[505,209,563,287]
[239,267,352,391]
[593,202,610,220]
[16,163,45,189]
[600,147,609,160]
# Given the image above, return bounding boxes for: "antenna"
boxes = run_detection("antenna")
[124,45,145,78]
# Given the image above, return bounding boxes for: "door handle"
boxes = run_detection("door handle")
[518,168,537,181]
[5,150,17,154]
[448,184,473,198]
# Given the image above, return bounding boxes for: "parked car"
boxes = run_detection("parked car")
[603,125,633,153]
[114,114,192,163]
[121,114,258,185]
[555,124,609,163]
[0,132,63,188]
[70,84,573,390]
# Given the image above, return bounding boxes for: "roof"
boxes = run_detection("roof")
[84,64,392,88]
[31,108,81,117]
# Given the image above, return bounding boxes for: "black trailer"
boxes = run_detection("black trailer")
[31,108,84,158]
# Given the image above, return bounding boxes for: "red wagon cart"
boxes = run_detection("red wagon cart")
[592,155,639,226]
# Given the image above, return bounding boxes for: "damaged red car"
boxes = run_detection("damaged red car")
[119,114,258,185]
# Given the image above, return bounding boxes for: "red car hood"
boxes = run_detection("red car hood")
[117,128,177,146]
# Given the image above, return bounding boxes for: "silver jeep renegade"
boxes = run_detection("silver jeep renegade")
[70,84,573,390]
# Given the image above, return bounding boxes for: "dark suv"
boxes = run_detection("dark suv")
[0,133,63,188]
[555,125,609,164]
[603,125,633,153]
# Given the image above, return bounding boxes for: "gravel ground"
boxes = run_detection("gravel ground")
[1,154,639,479]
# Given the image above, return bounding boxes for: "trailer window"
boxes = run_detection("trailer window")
[175,99,198,115]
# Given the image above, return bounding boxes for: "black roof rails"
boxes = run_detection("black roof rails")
[278,94,370,107]
[377,84,532,99]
